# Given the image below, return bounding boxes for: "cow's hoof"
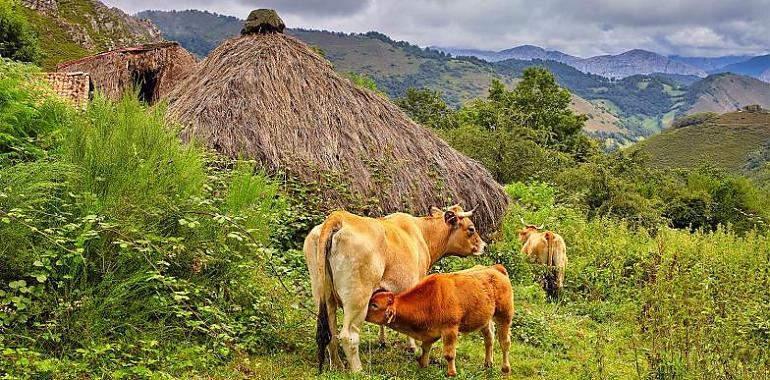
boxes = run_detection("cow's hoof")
[484,361,493,368]
[447,370,457,377]
[378,341,387,349]
[405,346,416,354]
[502,365,511,374]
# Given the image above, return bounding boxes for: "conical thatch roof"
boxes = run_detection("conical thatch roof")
[165,29,509,233]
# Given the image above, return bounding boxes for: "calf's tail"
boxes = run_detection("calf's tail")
[544,231,556,267]
[315,217,341,373]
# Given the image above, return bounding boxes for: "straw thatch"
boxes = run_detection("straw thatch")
[166,31,510,233]
[242,9,285,35]
[56,42,196,104]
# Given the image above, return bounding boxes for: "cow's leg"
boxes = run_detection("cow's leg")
[441,328,459,377]
[495,315,512,374]
[481,321,495,368]
[338,295,368,373]
[418,338,437,368]
[326,297,344,369]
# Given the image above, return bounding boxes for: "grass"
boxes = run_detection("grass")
[637,110,770,171]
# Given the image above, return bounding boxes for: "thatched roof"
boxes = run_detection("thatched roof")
[242,9,285,35]
[57,42,196,104]
[165,31,509,233]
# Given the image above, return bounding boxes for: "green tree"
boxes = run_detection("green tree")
[0,0,39,63]
[395,88,458,129]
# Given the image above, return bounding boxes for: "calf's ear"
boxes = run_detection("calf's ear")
[444,210,459,228]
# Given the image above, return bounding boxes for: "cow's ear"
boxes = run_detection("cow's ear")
[387,294,395,305]
[430,206,443,217]
[444,210,459,228]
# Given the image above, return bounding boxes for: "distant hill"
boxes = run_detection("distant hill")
[436,45,579,64]
[572,49,706,79]
[135,9,238,58]
[635,107,770,171]
[684,73,770,114]
[714,55,770,82]
[21,0,162,69]
[669,55,755,72]
[437,46,707,79]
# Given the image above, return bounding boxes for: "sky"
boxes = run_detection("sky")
[104,0,770,58]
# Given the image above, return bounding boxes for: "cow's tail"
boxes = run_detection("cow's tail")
[316,215,342,374]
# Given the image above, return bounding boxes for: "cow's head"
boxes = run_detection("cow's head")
[366,289,395,325]
[518,217,544,242]
[431,204,486,256]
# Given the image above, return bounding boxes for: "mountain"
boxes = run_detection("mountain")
[135,9,239,58]
[635,107,770,171]
[714,55,770,82]
[435,45,578,64]
[20,0,162,69]
[684,73,770,114]
[573,49,707,79]
[669,55,755,72]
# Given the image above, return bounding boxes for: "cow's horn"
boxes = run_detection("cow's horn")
[537,223,545,230]
[458,205,477,218]
[519,217,527,226]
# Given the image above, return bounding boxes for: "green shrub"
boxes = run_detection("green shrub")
[0,59,73,163]
[64,95,205,221]
[0,0,40,63]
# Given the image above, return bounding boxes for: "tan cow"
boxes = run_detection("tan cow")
[305,205,486,373]
[366,264,514,377]
[518,219,567,297]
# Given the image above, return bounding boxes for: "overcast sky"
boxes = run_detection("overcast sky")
[104,0,770,57]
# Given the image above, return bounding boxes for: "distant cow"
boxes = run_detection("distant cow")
[518,219,567,297]
[366,264,513,377]
[305,205,486,373]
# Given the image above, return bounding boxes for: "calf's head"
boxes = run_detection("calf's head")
[432,204,486,256]
[366,289,396,325]
[518,217,544,242]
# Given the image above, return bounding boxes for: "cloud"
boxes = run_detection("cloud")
[104,0,770,57]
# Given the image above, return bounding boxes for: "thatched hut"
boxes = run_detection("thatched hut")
[56,42,196,104]
[166,10,509,232]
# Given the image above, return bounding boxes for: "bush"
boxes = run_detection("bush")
[0,59,73,163]
[0,92,311,377]
[0,0,39,63]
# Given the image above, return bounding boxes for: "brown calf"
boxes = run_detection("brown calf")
[518,220,567,297]
[366,264,513,376]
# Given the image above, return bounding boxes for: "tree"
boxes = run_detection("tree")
[0,0,39,63]
[395,88,458,129]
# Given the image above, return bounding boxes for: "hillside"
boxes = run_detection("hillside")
[684,73,770,114]
[635,108,770,171]
[20,0,162,69]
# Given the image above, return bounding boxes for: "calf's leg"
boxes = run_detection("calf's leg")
[481,321,495,368]
[495,315,512,374]
[441,328,459,377]
[418,338,438,368]
[378,326,387,347]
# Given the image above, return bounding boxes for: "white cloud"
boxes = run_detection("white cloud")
[103,0,770,57]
